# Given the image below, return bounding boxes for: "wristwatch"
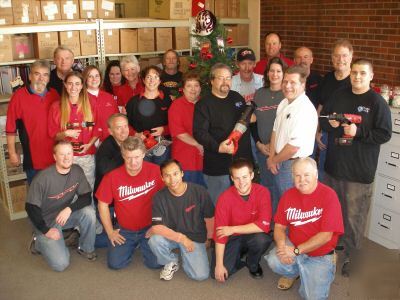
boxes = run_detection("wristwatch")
[293,247,300,256]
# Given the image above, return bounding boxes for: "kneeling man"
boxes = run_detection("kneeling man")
[265,157,344,300]
[212,158,272,282]
[26,141,96,271]
[148,159,214,281]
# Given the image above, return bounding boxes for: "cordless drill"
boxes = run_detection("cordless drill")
[227,102,256,155]
[320,113,362,146]
[66,121,95,152]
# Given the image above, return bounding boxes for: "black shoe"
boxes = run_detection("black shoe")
[342,261,351,277]
[64,229,80,248]
[249,264,263,279]
[29,234,41,255]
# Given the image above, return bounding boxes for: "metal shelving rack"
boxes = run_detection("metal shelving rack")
[0,17,249,220]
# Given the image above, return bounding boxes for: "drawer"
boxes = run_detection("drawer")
[374,175,400,213]
[369,205,400,246]
[378,144,400,179]
[391,111,400,146]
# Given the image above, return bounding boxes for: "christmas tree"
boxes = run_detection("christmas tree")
[189,10,237,96]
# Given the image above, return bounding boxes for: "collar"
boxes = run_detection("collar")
[28,85,48,97]
[139,90,165,100]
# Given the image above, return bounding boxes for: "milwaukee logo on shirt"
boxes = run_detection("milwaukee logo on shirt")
[285,207,323,226]
[117,180,156,202]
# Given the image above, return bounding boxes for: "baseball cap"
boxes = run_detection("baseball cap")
[237,48,256,62]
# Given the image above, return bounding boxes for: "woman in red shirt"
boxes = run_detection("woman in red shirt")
[102,60,125,110]
[168,72,205,186]
[83,65,119,142]
[48,71,100,189]
[115,55,144,112]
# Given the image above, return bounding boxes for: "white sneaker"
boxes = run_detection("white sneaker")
[160,261,179,281]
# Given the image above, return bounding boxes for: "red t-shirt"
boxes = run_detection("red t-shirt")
[6,87,59,169]
[274,182,344,257]
[88,90,119,141]
[214,184,272,244]
[48,100,100,156]
[95,162,164,231]
[168,96,203,171]
[254,53,295,75]
[114,81,144,107]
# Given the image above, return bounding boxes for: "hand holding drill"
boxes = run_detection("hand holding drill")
[320,113,362,146]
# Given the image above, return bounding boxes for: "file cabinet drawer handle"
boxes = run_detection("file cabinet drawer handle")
[378,222,389,229]
[386,162,397,167]
[382,193,392,199]
[383,214,391,221]
[387,184,395,191]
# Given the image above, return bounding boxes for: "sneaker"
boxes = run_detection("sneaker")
[160,262,179,281]
[29,234,41,255]
[64,229,80,248]
[77,248,97,261]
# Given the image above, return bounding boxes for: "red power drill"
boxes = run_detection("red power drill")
[227,102,256,155]
[142,130,158,150]
[320,113,362,146]
[66,121,95,152]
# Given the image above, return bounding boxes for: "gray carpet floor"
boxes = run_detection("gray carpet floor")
[0,207,398,300]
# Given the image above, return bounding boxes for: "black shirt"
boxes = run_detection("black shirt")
[306,70,323,109]
[152,183,214,243]
[49,69,64,96]
[320,88,392,183]
[160,71,182,98]
[193,90,253,176]
[318,71,351,107]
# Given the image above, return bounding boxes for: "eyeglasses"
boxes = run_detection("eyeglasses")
[215,76,232,81]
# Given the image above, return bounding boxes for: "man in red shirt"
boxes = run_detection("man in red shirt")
[96,136,163,270]
[254,32,294,75]
[212,158,272,282]
[265,157,344,299]
[6,60,59,183]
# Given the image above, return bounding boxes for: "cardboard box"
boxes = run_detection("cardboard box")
[61,0,80,20]
[80,29,97,55]
[236,24,249,46]
[79,0,97,19]
[33,32,59,59]
[35,0,42,21]
[174,27,189,50]
[104,29,119,54]
[0,1,14,25]
[13,0,36,24]
[0,35,13,63]
[59,31,81,56]
[149,0,191,20]
[214,0,227,18]
[120,29,138,53]
[155,28,172,52]
[138,28,155,53]
[41,1,61,21]
[227,0,240,18]
[9,181,28,212]
[98,0,115,18]
[12,34,34,60]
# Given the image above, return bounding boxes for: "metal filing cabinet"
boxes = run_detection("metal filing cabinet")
[368,108,400,249]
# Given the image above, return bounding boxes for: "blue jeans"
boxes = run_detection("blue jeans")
[256,150,279,215]
[274,160,294,201]
[312,131,327,181]
[183,170,206,188]
[26,168,39,185]
[203,174,231,206]
[266,246,336,300]
[34,206,96,272]
[148,235,210,281]
[144,145,171,165]
[107,226,161,270]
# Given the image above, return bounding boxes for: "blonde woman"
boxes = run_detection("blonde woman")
[48,71,100,189]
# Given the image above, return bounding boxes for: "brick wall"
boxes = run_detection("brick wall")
[260,0,400,86]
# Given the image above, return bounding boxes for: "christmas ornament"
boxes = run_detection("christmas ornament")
[200,40,211,59]
[195,10,217,36]
[189,63,197,69]
[216,36,225,54]
[227,37,233,44]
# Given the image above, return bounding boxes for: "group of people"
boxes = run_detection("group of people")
[5,30,392,300]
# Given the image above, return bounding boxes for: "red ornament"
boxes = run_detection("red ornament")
[189,63,197,69]
[227,37,233,44]
[206,53,213,59]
